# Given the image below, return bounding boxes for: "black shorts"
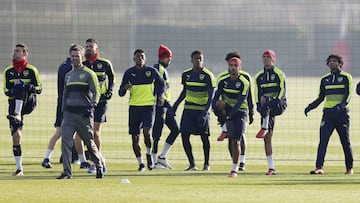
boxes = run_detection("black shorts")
[128,106,155,135]
[226,111,247,140]
[54,104,63,128]
[180,109,210,136]
[94,100,108,123]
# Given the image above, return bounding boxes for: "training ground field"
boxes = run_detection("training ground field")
[0,76,360,203]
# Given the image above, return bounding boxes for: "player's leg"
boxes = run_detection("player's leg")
[152,106,165,168]
[142,106,155,170]
[310,115,334,174]
[74,133,90,169]
[264,116,276,175]
[129,106,145,171]
[7,83,26,123]
[75,114,103,178]
[180,110,197,171]
[42,127,61,168]
[12,129,23,176]
[229,138,240,177]
[239,135,246,171]
[228,112,246,177]
[158,108,179,169]
[8,99,24,176]
[335,113,353,174]
[57,112,76,179]
[91,101,107,172]
[200,132,210,171]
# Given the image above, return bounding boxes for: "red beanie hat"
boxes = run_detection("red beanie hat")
[263,49,276,62]
[228,57,242,68]
[158,44,172,60]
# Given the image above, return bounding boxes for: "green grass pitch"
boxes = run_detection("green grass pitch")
[0,75,359,202]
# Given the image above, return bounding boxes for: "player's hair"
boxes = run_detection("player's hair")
[326,54,344,66]
[134,49,145,55]
[69,44,85,56]
[191,50,203,58]
[86,38,98,44]
[225,51,241,61]
[16,43,29,53]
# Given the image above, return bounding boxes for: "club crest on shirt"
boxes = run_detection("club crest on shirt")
[96,63,103,69]
[199,74,205,80]
[79,73,85,79]
[271,74,276,81]
[23,70,29,77]
[186,75,191,81]
[337,77,343,83]
[236,82,241,88]
[145,71,151,77]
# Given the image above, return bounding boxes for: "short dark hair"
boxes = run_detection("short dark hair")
[225,51,241,61]
[134,49,145,56]
[16,43,29,53]
[191,50,203,58]
[86,38,98,44]
[326,54,343,66]
[69,44,85,56]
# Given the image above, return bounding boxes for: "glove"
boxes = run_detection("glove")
[104,90,113,100]
[83,106,93,118]
[256,103,262,113]
[248,112,254,125]
[197,111,208,127]
[304,106,311,117]
[217,114,226,126]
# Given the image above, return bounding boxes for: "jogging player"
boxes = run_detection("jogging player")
[119,49,165,171]
[152,44,180,169]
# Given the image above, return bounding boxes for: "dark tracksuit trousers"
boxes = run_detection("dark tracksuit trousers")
[152,102,180,154]
[316,109,353,169]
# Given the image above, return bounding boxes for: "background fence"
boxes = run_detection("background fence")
[0,0,360,166]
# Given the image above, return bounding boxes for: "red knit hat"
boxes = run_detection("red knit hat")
[263,49,276,62]
[228,57,242,68]
[158,44,172,60]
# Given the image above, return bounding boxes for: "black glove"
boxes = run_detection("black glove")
[304,106,311,117]
[256,103,262,113]
[217,115,226,126]
[248,112,254,125]
[104,90,113,100]
[83,106,93,118]
[197,111,208,127]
